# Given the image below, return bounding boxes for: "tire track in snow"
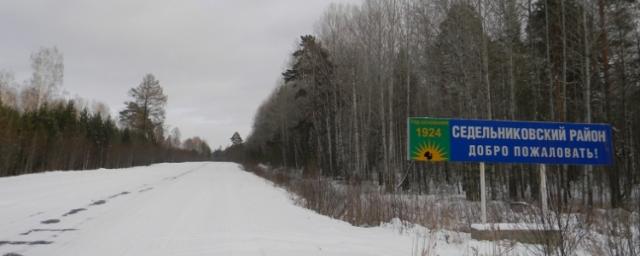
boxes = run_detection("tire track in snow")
[0,163,209,256]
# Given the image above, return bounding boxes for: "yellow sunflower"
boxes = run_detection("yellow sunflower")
[412,142,448,161]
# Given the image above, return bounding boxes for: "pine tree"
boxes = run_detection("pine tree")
[230,132,243,145]
[281,35,335,175]
[119,74,167,142]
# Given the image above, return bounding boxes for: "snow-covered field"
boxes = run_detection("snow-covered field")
[1,162,435,256]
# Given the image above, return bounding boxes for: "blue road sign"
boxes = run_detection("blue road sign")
[408,117,613,165]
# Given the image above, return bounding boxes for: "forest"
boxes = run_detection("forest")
[244,0,640,210]
[0,47,212,177]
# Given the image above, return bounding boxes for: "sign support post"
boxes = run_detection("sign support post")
[540,164,548,216]
[480,162,487,224]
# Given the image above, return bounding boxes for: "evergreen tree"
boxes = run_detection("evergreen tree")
[119,74,167,142]
[230,132,243,145]
[281,35,335,175]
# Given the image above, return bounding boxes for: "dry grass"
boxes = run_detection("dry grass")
[243,163,511,231]
[244,164,640,255]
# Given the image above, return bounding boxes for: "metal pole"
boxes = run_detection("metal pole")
[480,162,487,224]
[540,164,548,215]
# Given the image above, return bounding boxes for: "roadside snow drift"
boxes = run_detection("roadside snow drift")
[0,162,419,256]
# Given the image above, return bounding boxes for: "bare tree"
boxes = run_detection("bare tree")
[29,47,64,110]
[0,70,18,108]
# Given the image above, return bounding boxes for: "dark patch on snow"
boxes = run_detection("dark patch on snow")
[62,208,86,217]
[28,240,52,245]
[162,167,200,182]
[0,240,53,246]
[3,253,25,256]
[109,191,130,199]
[90,200,106,206]
[138,187,154,193]
[40,219,60,224]
[20,228,77,236]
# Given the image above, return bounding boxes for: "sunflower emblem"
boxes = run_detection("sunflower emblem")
[412,142,448,161]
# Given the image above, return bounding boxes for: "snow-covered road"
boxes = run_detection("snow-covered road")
[0,162,417,256]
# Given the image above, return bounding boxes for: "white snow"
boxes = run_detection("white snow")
[0,162,559,255]
[471,223,560,231]
[0,162,423,256]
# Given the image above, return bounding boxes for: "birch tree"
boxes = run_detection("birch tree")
[29,47,64,111]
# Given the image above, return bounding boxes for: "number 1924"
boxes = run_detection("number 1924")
[416,128,442,138]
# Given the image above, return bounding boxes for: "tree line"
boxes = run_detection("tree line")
[0,47,211,177]
[245,0,640,209]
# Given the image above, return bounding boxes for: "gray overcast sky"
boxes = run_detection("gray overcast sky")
[0,0,360,148]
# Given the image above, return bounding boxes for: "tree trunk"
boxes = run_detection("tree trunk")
[545,0,555,121]
[598,0,620,208]
[582,1,594,207]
